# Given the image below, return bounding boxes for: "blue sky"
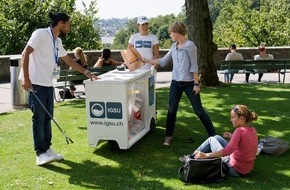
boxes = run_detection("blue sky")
[76,0,184,19]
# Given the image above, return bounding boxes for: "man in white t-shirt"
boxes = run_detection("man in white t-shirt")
[128,16,159,70]
[20,12,98,166]
[224,44,243,83]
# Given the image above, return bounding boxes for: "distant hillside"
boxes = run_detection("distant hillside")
[98,18,129,38]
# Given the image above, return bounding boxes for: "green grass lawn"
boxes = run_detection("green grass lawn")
[1,83,290,190]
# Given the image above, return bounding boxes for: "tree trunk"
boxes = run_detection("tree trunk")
[185,0,219,86]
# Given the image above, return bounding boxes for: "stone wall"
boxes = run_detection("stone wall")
[1,47,289,82]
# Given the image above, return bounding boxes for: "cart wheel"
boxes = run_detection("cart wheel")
[108,140,120,151]
[149,117,156,134]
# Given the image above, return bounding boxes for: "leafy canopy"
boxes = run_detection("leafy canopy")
[213,0,290,47]
[0,0,101,55]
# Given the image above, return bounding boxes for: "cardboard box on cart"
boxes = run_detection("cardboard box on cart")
[85,68,156,149]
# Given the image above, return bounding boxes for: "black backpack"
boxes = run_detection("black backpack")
[58,88,75,99]
[178,156,228,183]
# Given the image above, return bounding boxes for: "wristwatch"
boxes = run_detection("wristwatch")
[194,82,199,87]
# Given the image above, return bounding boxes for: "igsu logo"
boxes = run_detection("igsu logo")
[90,102,122,119]
[90,102,105,118]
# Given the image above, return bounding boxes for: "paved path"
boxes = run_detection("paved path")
[0,71,288,114]
[0,82,11,113]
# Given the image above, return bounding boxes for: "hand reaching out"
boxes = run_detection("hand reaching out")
[141,57,150,64]
[141,57,159,69]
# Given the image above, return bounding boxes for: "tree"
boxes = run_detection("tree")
[185,0,219,86]
[112,19,138,50]
[64,0,102,50]
[0,0,48,55]
[213,0,290,47]
[150,14,185,49]
[0,0,101,55]
[156,25,171,48]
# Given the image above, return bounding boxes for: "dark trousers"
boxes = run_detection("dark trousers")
[165,80,216,137]
[245,73,263,82]
[28,84,54,156]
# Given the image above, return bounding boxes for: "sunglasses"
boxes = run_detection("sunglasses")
[233,106,243,116]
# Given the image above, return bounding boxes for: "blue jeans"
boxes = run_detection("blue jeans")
[165,80,216,137]
[195,135,241,177]
[224,69,239,83]
[195,135,228,152]
[28,84,54,156]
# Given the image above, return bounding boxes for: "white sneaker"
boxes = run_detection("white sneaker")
[36,153,57,166]
[46,148,64,161]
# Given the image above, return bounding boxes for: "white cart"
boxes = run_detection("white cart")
[85,68,156,149]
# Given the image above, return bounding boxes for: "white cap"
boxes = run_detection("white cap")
[137,16,149,25]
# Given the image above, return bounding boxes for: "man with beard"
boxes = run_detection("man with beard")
[20,12,98,166]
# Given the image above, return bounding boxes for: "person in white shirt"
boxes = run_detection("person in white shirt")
[128,16,159,70]
[245,43,274,83]
[20,12,98,166]
[224,44,243,83]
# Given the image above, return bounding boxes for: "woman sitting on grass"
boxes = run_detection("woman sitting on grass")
[179,105,258,177]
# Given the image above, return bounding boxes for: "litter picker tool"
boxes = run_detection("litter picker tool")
[30,89,74,144]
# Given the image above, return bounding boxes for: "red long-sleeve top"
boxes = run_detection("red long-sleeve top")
[222,126,258,175]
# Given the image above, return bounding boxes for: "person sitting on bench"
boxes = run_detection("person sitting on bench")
[69,47,88,97]
[244,43,274,83]
[224,44,243,83]
[93,49,123,67]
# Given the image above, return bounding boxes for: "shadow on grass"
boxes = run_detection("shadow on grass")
[55,98,86,109]
[0,112,13,116]
[43,130,175,189]
[174,83,290,139]
[43,158,168,189]
[44,84,290,189]
[45,128,290,189]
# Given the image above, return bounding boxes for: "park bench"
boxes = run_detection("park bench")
[220,59,290,84]
[53,66,115,101]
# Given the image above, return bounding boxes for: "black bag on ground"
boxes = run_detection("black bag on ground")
[59,88,74,99]
[178,157,228,183]
[260,136,289,156]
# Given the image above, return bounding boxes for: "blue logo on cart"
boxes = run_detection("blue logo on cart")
[90,102,122,119]
[90,102,105,118]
